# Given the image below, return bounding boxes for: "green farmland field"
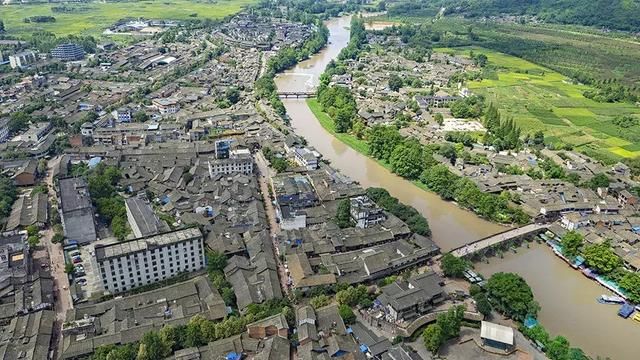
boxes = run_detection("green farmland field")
[0,0,256,38]
[437,47,640,162]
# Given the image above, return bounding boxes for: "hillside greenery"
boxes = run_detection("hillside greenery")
[387,0,640,32]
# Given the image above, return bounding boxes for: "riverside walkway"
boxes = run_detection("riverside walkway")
[450,223,548,258]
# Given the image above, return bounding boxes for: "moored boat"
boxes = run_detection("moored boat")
[618,303,635,318]
[597,294,625,304]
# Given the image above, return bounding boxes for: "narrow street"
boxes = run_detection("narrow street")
[44,156,73,359]
[254,152,289,295]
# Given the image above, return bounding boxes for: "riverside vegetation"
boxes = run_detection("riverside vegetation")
[313,17,529,225]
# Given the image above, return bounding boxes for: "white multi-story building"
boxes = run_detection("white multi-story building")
[112,107,132,123]
[152,98,180,115]
[208,148,253,177]
[292,146,320,170]
[80,122,94,137]
[9,51,37,69]
[94,228,205,293]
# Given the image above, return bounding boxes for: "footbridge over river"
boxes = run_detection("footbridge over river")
[450,223,549,258]
[277,91,316,98]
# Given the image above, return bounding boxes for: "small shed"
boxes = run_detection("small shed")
[480,321,514,352]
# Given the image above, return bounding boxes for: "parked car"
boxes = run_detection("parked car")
[69,251,81,257]
[76,279,87,286]
[72,257,82,264]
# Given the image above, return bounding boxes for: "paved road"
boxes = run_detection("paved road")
[450,223,548,258]
[254,152,289,295]
[44,156,73,359]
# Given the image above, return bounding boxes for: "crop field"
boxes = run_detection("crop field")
[436,47,640,162]
[0,0,256,38]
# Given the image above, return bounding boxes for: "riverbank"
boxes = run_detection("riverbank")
[476,241,640,360]
[307,96,525,227]
[307,97,467,202]
[307,98,370,155]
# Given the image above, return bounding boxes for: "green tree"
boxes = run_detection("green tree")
[437,305,464,339]
[137,331,171,360]
[368,125,403,161]
[111,215,129,241]
[422,323,444,353]
[485,272,539,321]
[390,139,424,179]
[206,251,228,273]
[184,316,207,348]
[310,294,331,309]
[27,235,40,247]
[583,241,621,275]
[420,164,457,200]
[560,231,583,259]
[335,107,353,133]
[547,336,570,360]
[133,111,150,122]
[52,233,64,244]
[567,348,589,360]
[270,157,288,173]
[336,285,369,307]
[335,199,352,228]
[433,113,444,126]
[351,119,366,139]
[64,263,75,274]
[338,304,356,324]
[225,87,241,104]
[26,224,39,236]
[8,112,30,134]
[388,74,403,92]
[619,272,640,303]
[475,294,492,317]
[441,253,468,277]
[159,325,181,352]
[583,173,610,190]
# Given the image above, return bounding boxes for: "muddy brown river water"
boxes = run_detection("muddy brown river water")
[274,15,640,359]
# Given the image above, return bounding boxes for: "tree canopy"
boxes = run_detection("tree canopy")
[485,272,539,321]
[335,199,352,228]
[440,253,468,278]
[560,231,583,259]
[583,241,621,275]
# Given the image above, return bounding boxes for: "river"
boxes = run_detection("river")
[274,15,503,252]
[476,243,640,360]
[273,15,640,360]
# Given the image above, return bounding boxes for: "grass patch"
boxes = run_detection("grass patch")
[526,106,566,126]
[306,98,370,155]
[1,0,257,38]
[622,143,640,152]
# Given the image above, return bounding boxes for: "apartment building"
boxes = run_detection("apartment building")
[292,146,320,170]
[51,43,85,61]
[112,107,132,123]
[95,228,205,293]
[152,98,180,114]
[9,50,37,69]
[208,148,253,176]
[0,118,10,143]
